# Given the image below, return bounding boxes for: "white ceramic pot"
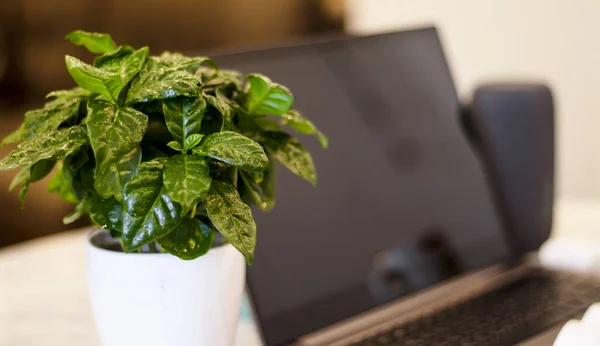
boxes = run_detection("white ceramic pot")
[87,229,246,346]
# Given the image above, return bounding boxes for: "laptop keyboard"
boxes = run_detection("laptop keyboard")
[349,269,600,346]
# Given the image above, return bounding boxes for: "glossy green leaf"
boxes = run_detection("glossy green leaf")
[262,131,316,186]
[30,159,55,180]
[22,99,80,134]
[65,30,117,54]
[63,199,88,224]
[99,147,142,202]
[242,150,275,211]
[240,165,275,212]
[246,73,293,116]
[1,126,26,148]
[18,182,30,209]
[260,162,276,211]
[125,58,199,104]
[86,100,147,201]
[184,134,204,151]
[204,93,233,130]
[163,95,206,144]
[89,194,123,232]
[93,45,133,68]
[23,160,55,206]
[67,149,90,171]
[203,69,243,90]
[65,55,124,102]
[215,82,237,102]
[43,91,83,109]
[23,100,79,133]
[255,117,283,132]
[235,114,280,139]
[280,110,314,132]
[1,97,81,147]
[11,159,55,208]
[94,46,149,86]
[203,180,256,264]
[167,141,183,152]
[195,67,217,84]
[155,52,217,73]
[46,87,92,100]
[0,126,88,171]
[122,159,182,251]
[10,159,54,191]
[63,153,96,201]
[193,131,268,171]
[163,154,211,215]
[281,110,328,148]
[9,168,30,192]
[48,162,79,204]
[157,218,214,260]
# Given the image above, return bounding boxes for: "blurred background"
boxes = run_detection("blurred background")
[0,0,597,247]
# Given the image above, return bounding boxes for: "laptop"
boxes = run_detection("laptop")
[214,27,600,346]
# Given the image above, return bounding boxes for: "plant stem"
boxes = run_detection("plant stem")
[189,203,198,219]
[148,242,157,253]
[231,168,238,188]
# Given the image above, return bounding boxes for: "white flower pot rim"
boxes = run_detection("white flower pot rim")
[88,228,227,258]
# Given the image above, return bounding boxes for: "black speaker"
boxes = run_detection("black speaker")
[463,84,554,256]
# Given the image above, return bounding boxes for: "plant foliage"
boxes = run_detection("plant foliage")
[0,31,327,263]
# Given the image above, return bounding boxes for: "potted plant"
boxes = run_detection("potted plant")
[0,31,326,346]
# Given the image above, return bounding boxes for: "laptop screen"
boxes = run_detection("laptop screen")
[214,27,512,345]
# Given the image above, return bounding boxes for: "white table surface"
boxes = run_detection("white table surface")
[1,198,599,346]
[0,230,263,346]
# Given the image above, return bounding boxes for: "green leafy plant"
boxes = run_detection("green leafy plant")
[0,31,327,264]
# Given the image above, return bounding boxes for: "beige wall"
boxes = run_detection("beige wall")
[347,0,600,199]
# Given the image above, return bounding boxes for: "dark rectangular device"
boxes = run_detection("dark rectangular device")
[214,27,514,345]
